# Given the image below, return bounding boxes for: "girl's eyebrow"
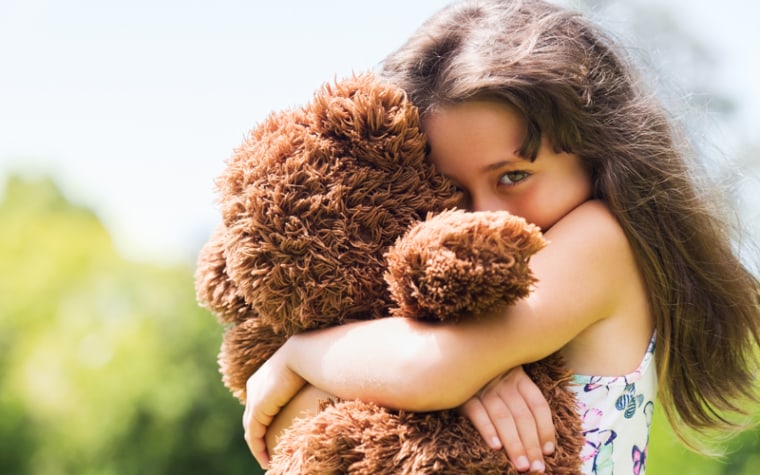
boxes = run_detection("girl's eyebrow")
[479,157,523,173]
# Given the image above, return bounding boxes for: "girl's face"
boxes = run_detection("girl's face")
[423,100,592,231]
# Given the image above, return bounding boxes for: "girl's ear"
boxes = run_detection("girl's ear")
[195,223,254,325]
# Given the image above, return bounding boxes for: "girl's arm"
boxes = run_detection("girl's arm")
[245,200,636,465]
[283,201,627,406]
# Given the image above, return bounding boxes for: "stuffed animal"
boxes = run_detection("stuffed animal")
[195,73,584,474]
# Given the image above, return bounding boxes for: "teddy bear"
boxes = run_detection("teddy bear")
[195,72,584,474]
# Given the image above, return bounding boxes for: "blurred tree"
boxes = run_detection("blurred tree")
[0,175,263,475]
[648,406,760,475]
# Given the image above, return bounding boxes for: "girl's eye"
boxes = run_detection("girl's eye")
[498,170,530,186]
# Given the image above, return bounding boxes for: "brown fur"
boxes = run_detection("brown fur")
[195,72,584,474]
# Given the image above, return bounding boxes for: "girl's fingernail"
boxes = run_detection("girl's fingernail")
[516,456,530,471]
[543,441,555,454]
[490,437,502,449]
[531,460,545,472]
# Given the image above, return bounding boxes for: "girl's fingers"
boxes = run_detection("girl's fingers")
[460,397,503,450]
[243,403,271,469]
[516,375,556,455]
[482,389,540,473]
[461,367,555,473]
[244,430,269,470]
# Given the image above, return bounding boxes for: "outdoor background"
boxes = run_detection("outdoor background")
[1,0,758,474]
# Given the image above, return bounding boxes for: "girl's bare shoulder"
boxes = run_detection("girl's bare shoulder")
[551,200,638,274]
[537,199,645,324]
[553,200,623,235]
[550,200,653,374]
[544,200,634,266]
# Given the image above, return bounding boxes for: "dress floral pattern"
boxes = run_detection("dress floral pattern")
[570,333,657,474]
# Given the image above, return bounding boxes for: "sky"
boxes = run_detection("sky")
[1,0,758,264]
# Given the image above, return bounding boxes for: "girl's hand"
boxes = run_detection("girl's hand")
[459,366,555,473]
[242,346,306,469]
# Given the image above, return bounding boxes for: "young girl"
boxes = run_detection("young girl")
[242,0,760,473]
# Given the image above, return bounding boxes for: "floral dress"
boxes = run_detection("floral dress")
[569,333,657,475]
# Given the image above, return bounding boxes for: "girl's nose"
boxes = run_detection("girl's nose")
[470,193,505,213]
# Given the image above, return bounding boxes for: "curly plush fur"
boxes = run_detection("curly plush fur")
[195,73,584,474]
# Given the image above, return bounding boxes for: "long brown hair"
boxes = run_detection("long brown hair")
[380,0,760,450]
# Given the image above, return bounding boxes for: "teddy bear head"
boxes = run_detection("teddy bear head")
[195,73,462,337]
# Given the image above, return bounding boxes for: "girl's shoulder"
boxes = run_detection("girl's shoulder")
[552,200,654,376]
[546,200,632,260]
[554,199,621,231]
[538,200,639,303]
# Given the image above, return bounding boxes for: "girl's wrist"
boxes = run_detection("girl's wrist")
[278,336,306,388]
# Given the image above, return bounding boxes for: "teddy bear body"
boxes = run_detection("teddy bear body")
[196,73,583,474]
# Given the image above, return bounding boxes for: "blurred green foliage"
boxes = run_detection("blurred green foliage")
[648,407,760,474]
[0,174,756,474]
[0,176,263,474]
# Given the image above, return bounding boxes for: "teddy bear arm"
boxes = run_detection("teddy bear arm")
[386,209,546,323]
[194,224,254,325]
[218,319,287,402]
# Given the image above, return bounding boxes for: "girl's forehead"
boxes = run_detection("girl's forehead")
[423,101,528,154]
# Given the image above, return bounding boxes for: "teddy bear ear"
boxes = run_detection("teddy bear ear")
[194,224,254,325]
[219,318,287,403]
[312,73,429,171]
